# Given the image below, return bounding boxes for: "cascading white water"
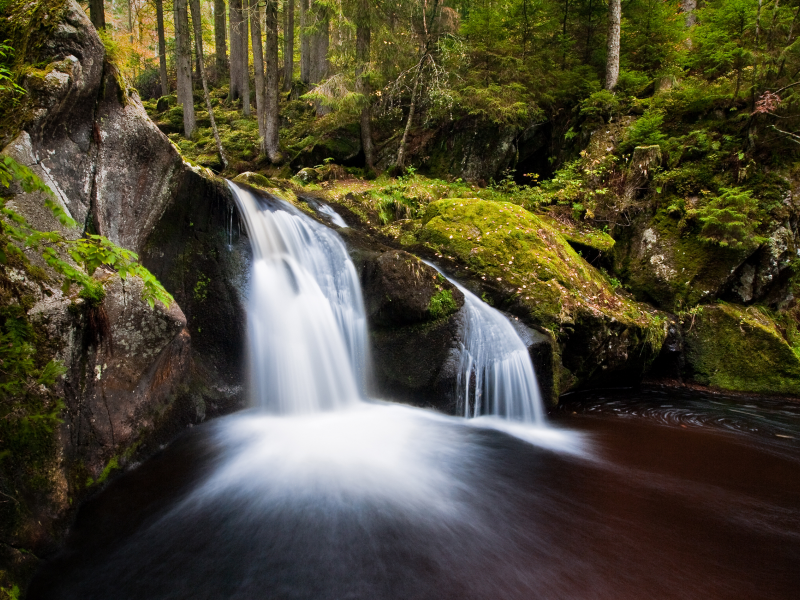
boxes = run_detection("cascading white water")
[423,264,546,425]
[453,281,545,424]
[229,182,368,413]
[230,181,548,434]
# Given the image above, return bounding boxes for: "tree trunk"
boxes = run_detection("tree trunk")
[265,0,282,162]
[355,0,374,168]
[396,58,423,169]
[240,4,251,116]
[308,0,329,84]
[214,0,228,79]
[156,0,169,96]
[604,0,621,91]
[127,0,134,43]
[229,0,244,100]
[300,0,309,84]
[89,0,105,30]
[190,0,229,169]
[283,0,294,91]
[174,0,197,137]
[681,0,696,28]
[250,0,267,153]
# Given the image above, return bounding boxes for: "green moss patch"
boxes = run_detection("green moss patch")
[417,198,660,332]
[685,303,800,396]
[540,213,615,254]
[616,209,753,311]
[428,288,458,320]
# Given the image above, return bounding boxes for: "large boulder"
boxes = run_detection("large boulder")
[614,209,800,312]
[0,0,247,591]
[683,303,800,396]
[9,0,183,254]
[613,210,756,311]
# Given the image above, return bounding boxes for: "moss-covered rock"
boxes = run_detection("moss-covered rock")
[684,303,800,396]
[416,197,668,389]
[540,212,615,256]
[613,209,755,311]
[232,171,277,189]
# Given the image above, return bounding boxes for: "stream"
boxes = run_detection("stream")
[28,185,800,600]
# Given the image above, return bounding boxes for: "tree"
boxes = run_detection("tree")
[355,0,375,168]
[174,0,197,137]
[605,0,621,90]
[250,0,268,152]
[89,0,105,30]
[215,0,229,78]
[229,0,251,114]
[682,0,697,28]
[190,0,229,168]
[397,0,442,169]
[155,0,169,96]
[308,0,329,84]
[300,0,310,84]
[283,0,295,92]
[265,0,283,161]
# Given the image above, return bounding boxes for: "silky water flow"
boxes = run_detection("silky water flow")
[27,183,800,600]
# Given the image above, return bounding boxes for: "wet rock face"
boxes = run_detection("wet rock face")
[361,250,464,327]
[340,230,466,411]
[141,171,249,409]
[30,273,191,468]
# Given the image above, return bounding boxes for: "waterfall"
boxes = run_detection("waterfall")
[229,183,368,413]
[230,182,545,429]
[423,265,545,425]
[454,281,545,424]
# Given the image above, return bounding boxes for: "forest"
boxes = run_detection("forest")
[2,0,800,597]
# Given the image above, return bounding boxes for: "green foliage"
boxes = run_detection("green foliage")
[620,110,667,154]
[615,70,651,96]
[0,585,20,600]
[689,0,755,89]
[580,90,621,123]
[693,187,764,248]
[1,156,173,309]
[428,289,457,320]
[0,40,23,96]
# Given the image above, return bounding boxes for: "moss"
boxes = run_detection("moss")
[232,172,277,189]
[428,289,457,320]
[193,273,209,302]
[85,456,119,487]
[0,0,70,144]
[540,213,615,254]
[417,198,658,331]
[685,303,800,396]
[616,208,752,311]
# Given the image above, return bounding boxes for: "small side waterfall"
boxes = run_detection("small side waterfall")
[454,281,545,424]
[229,183,368,413]
[425,265,545,425]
